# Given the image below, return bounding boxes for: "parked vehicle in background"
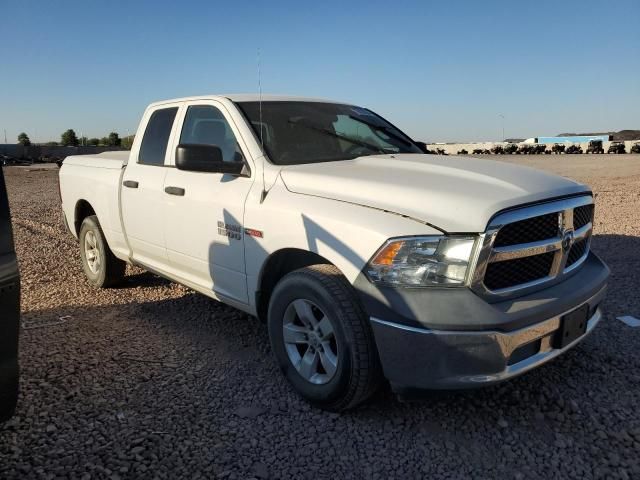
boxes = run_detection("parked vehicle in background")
[630,142,640,154]
[0,167,20,422]
[435,148,447,155]
[517,144,533,155]
[552,144,566,154]
[566,145,583,154]
[472,148,484,154]
[533,144,547,155]
[503,143,518,154]
[457,149,468,155]
[0,156,31,167]
[59,94,609,410]
[586,140,605,154]
[491,145,504,155]
[608,142,626,154]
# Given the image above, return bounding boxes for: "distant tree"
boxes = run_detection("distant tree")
[61,129,79,146]
[44,141,59,146]
[107,132,121,147]
[121,135,135,150]
[88,138,100,146]
[17,132,31,146]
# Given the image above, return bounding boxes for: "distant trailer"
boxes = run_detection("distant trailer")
[536,135,612,144]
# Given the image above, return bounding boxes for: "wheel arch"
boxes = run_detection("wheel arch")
[74,199,96,235]
[256,248,335,322]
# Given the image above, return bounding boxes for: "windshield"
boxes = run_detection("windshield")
[236,101,422,165]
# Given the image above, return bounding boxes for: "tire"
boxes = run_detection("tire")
[79,215,125,287]
[268,264,382,411]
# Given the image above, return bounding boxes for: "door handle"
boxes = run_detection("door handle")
[123,180,139,188]
[165,186,185,196]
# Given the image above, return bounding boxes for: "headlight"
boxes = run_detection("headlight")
[366,236,477,287]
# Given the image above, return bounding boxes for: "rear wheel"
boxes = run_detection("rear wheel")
[79,215,125,287]
[268,264,382,411]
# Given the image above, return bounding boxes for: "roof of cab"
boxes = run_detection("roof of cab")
[147,94,350,108]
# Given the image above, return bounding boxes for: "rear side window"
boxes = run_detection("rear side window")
[138,107,178,165]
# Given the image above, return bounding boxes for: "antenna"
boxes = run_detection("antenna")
[258,47,264,149]
[258,48,267,203]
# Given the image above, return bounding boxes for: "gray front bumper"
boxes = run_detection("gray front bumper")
[371,285,605,391]
[361,252,609,392]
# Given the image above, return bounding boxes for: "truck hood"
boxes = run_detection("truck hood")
[279,154,589,232]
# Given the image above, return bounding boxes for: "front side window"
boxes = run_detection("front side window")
[179,105,243,163]
[236,101,421,165]
[138,107,178,166]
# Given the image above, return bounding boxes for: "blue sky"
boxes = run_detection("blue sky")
[1,0,638,143]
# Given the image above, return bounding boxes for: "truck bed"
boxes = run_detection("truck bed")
[59,151,129,256]
[63,151,129,169]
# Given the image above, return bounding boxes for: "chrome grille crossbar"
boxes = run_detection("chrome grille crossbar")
[490,237,562,262]
[574,223,592,241]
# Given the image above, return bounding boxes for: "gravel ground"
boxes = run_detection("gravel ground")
[1,155,640,479]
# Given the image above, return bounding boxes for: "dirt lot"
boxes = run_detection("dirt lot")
[1,155,640,479]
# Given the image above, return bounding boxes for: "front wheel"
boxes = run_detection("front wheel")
[79,215,125,287]
[268,264,382,411]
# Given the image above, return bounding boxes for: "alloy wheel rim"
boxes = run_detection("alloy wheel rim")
[282,299,339,385]
[84,230,101,274]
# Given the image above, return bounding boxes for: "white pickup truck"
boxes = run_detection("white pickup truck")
[59,95,609,410]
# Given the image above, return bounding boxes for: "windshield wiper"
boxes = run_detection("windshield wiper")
[288,119,388,155]
[347,115,413,147]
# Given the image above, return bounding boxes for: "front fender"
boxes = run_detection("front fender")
[243,181,441,307]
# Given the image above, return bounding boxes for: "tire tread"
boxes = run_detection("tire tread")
[286,264,382,411]
[80,215,125,288]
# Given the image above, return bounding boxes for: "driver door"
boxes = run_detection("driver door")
[162,101,255,304]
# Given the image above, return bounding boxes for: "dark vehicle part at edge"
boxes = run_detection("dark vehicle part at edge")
[0,167,20,421]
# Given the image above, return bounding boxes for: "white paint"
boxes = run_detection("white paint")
[280,154,587,233]
[617,316,640,327]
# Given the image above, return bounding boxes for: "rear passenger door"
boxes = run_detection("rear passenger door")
[121,105,180,271]
[162,101,255,304]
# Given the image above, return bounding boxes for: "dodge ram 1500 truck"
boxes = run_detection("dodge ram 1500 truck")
[59,95,609,411]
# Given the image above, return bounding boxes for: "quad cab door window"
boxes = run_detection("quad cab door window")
[121,106,178,270]
[179,105,245,164]
[139,108,178,165]
[162,104,253,304]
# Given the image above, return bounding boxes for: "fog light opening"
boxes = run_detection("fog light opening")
[507,339,542,366]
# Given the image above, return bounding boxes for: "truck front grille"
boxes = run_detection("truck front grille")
[493,213,559,247]
[471,196,594,297]
[484,252,555,291]
[566,238,588,268]
[573,204,594,230]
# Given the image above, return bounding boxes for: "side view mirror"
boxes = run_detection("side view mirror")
[175,144,245,175]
